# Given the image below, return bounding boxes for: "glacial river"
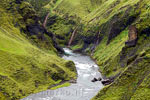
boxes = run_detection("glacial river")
[22,48,104,100]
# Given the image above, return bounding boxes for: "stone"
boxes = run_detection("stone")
[69,79,76,83]
[125,25,138,47]
[128,25,138,41]
[98,77,102,81]
[101,79,113,85]
[91,78,98,82]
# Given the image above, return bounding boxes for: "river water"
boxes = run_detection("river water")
[22,48,104,100]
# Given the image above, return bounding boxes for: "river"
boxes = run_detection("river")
[22,48,104,100]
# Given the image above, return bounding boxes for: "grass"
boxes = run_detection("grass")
[93,30,128,76]
[35,0,150,100]
[52,0,141,24]
[1,0,150,100]
[71,41,84,50]
[0,1,77,99]
[0,22,76,100]
[92,52,150,100]
[53,0,94,18]
[50,0,150,78]
[49,0,150,80]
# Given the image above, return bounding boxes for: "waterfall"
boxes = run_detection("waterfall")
[68,26,78,47]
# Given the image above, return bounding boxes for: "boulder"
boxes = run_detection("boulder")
[101,79,113,85]
[128,25,138,41]
[125,25,138,47]
[69,79,76,83]
[98,77,102,81]
[91,78,98,82]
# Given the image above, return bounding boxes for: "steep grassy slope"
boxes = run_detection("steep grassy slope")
[52,0,150,73]
[54,0,92,18]
[93,30,128,77]
[0,0,76,100]
[92,31,150,100]
[45,0,139,47]
[92,0,150,76]
[46,0,150,100]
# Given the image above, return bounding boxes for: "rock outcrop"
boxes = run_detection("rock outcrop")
[128,25,138,41]
[125,25,138,47]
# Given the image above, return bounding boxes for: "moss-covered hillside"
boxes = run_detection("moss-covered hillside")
[0,0,77,100]
[43,0,150,100]
[1,0,150,100]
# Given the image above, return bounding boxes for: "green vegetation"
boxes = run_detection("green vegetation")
[71,41,84,50]
[92,48,150,100]
[1,0,150,100]
[0,0,76,99]
[44,0,150,100]
[47,15,75,46]
[93,30,128,77]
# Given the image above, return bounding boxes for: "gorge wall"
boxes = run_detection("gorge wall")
[43,0,150,100]
[1,0,150,100]
[0,0,77,99]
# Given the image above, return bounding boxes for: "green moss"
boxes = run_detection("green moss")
[0,0,77,99]
[0,26,76,99]
[93,30,128,77]
[27,0,51,11]
[93,55,150,100]
[71,41,84,50]
[0,92,6,100]
[93,86,127,100]
[1,0,150,100]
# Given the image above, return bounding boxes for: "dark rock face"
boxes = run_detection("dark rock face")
[55,35,65,40]
[26,24,45,35]
[103,7,139,44]
[127,54,138,65]
[140,27,150,36]
[120,46,137,67]
[119,26,138,67]
[125,39,137,47]
[47,15,58,26]
[15,1,64,53]
[52,37,65,53]
[15,0,24,4]
[26,23,64,53]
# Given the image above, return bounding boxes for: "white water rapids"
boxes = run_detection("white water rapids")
[22,48,104,100]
